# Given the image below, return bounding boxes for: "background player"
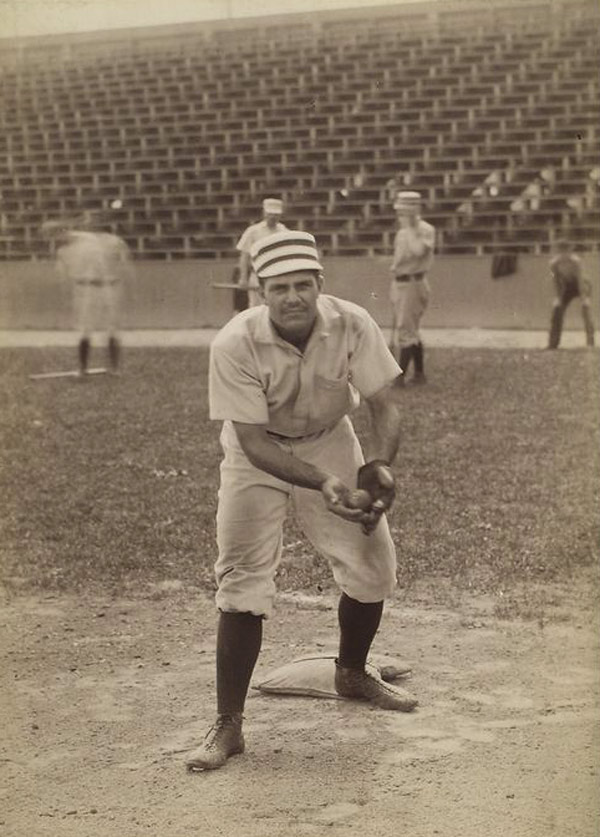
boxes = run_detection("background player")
[236,198,287,307]
[42,218,133,375]
[388,191,435,383]
[547,238,595,349]
[186,229,417,773]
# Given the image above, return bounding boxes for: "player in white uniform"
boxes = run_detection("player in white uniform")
[42,220,132,375]
[389,191,435,383]
[236,198,287,307]
[186,230,417,774]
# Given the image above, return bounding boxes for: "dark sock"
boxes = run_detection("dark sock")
[548,306,563,349]
[582,307,595,347]
[78,337,90,372]
[216,611,263,715]
[108,336,120,371]
[414,342,424,375]
[399,346,413,378]
[337,593,384,671]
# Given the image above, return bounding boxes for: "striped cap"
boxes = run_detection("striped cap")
[394,190,422,211]
[251,230,323,280]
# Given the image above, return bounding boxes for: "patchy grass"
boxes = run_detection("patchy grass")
[0,346,598,615]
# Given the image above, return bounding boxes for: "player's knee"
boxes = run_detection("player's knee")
[215,581,274,620]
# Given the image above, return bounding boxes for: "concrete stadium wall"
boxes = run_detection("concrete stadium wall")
[1,254,598,331]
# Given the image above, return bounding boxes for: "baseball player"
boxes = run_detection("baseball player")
[42,220,132,375]
[547,239,595,349]
[236,198,287,307]
[388,191,435,383]
[186,229,417,773]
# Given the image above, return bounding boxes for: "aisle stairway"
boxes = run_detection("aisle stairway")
[0,0,598,260]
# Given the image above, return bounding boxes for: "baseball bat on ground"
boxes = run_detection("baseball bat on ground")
[210,282,243,290]
[29,368,107,379]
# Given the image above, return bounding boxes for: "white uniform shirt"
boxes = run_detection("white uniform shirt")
[56,231,129,283]
[391,219,435,276]
[209,294,400,437]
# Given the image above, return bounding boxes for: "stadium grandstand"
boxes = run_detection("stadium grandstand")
[0,0,598,262]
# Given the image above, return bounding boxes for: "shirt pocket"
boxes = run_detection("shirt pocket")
[312,373,354,426]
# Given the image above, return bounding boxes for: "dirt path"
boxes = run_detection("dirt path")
[1,578,599,837]
[0,327,597,349]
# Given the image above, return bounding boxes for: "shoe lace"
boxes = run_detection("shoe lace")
[360,667,395,693]
[203,715,241,750]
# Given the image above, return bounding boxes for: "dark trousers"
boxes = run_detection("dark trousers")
[548,285,595,348]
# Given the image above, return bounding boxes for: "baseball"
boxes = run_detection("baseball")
[111,199,123,209]
[346,489,372,511]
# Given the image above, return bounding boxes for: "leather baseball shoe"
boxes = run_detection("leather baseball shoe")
[186,713,245,771]
[335,662,418,711]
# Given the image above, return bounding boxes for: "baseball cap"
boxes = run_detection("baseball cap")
[262,198,283,214]
[251,230,323,280]
[393,191,422,211]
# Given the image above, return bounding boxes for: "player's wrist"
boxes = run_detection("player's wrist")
[318,472,337,490]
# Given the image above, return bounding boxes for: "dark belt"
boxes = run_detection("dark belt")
[395,272,424,282]
[267,426,332,442]
[75,279,117,286]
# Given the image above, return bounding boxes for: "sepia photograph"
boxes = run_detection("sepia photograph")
[0,0,598,834]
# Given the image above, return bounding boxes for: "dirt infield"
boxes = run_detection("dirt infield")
[1,577,599,837]
[1,337,598,836]
[0,327,597,350]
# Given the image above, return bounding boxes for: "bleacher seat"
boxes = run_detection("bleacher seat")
[0,0,598,258]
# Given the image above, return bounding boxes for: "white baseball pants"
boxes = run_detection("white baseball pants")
[214,416,397,618]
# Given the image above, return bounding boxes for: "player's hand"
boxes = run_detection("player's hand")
[321,476,371,524]
[356,461,396,534]
[358,498,388,536]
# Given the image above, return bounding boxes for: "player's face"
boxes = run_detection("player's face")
[264,212,281,229]
[261,271,322,341]
[397,208,418,227]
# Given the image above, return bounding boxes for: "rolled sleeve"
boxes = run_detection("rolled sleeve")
[348,314,401,398]
[209,344,269,424]
[236,228,251,253]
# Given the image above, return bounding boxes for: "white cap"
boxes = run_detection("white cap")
[251,230,323,280]
[393,190,422,211]
[262,198,283,214]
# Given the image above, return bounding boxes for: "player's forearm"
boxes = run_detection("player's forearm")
[403,232,430,258]
[392,238,427,268]
[391,246,406,271]
[238,254,251,284]
[239,434,329,490]
[410,240,431,258]
[365,397,401,465]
